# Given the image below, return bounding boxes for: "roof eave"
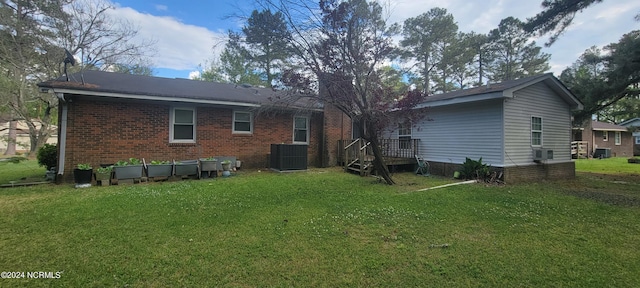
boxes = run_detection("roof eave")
[414,91,504,109]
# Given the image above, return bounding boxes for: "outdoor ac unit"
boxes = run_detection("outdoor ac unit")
[533,149,553,161]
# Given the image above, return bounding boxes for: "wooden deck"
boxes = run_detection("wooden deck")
[339,139,419,175]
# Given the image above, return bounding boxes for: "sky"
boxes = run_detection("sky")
[109,0,640,80]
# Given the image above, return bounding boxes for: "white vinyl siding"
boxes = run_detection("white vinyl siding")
[409,99,504,166]
[170,107,195,143]
[504,82,573,164]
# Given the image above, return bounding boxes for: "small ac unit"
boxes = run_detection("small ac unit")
[533,149,553,161]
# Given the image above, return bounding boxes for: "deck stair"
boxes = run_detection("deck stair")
[343,138,373,176]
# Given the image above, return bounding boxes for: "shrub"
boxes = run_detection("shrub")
[458,157,490,180]
[36,144,57,170]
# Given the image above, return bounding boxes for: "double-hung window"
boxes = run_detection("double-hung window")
[170,107,196,143]
[398,121,412,149]
[293,116,309,143]
[531,116,542,146]
[603,131,608,141]
[615,131,621,145]
[233,111,253,134]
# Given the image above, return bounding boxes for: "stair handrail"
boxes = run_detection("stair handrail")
[344,138,361,150]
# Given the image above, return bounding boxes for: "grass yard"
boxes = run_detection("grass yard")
[0,159,639,287]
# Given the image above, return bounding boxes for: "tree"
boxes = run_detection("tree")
[525,0,604,45]
[400,8,458,94]
[561,31,640,124]
[0,0,67,155]
[264,0,423,185]
[485,17,550,82]
[243,9,292,87]
[0,0,154,154]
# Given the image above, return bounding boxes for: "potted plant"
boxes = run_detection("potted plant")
[113,158,143,180]
[74,163,93,187]
[199,157,217,178]
[221,160,232,177]
[95,166,112,186]
[146,160,173,178]
[174,160,199,178]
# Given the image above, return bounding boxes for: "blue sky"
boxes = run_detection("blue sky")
[110,0,640,79]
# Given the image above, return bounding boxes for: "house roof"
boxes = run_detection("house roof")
[38,70,320,110]
[591,121,628,132]
[619,117,640,127]
[414,73,583,110]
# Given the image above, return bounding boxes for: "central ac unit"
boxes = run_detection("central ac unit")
[533,149,553,161]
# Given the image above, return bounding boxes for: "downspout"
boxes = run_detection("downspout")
[56,92,68,180]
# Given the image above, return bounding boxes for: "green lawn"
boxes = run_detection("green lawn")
[0,160,639,287]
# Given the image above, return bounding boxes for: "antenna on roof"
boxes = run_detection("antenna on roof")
[63,49,76,81]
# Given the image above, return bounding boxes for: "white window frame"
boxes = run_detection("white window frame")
[170,107,196,143]
[602,131,608,141]
[233,111,253,134]
[615,131,621,145]
[293,116,309,144]
[398,121,412,150]
[531,116,543,147]
[635,136,640,145]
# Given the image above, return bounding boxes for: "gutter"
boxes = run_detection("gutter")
[55,91,67,178]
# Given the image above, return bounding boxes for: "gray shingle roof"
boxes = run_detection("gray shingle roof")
[38,70,312,108]
[591,121,628,131]
[415,73,582,110]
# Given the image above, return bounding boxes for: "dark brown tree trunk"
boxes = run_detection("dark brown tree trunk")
[364,118,395,185]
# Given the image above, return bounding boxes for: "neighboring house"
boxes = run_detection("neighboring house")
[0,118,57,154]
[38,70,351,183]
[383,73,583,183]
[574,121,634,158]
[617,117,640,156]
[620,117,640,156]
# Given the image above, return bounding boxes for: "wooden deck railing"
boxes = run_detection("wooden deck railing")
[338,138,420,165]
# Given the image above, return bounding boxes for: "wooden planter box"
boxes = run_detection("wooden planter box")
[114,165,143,180]
[146,164,174,178]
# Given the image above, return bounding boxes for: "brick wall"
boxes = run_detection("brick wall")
[425,160,575,183]
[58,96,325,182]
[322,104,351,167]
[503,162,575,183]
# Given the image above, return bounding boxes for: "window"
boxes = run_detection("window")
[636,136,640,145]
[398,121,412,149]
[233,111,253,134]
[531,116,542,146]
[615,131,621,145]
[602,131,608,141]
[293,116,309,143]
[170,107,195,143]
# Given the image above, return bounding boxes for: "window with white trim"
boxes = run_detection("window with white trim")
[602,131,608,141]
[615,131,621,145]
[636,136,640,145]
[293,116,309,143]
[398,121,412,149]
[531,116,542,146]
[233,111,253,134]
[170,107,196,143]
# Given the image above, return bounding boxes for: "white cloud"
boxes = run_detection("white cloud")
[155,4,168,11]
[108,6,225,71]
[189,70,201,79]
